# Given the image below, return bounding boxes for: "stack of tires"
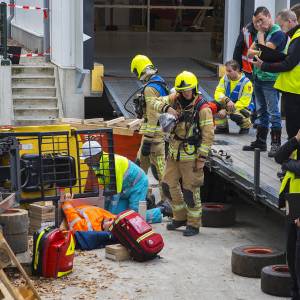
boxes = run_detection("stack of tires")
[231,245,292,297]
[0,209,29,254]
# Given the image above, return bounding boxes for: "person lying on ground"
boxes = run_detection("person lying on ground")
[61,193,116,232]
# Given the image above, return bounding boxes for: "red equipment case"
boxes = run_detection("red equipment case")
[111,210,164,262]
[32,227,75,278]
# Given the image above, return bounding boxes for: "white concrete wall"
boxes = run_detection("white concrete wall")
[0,66,13,125]
[10,0,44,37]
[223,0,241,63]
[275,0,291,14]
[50,0,76,68]
[254,0,276,17]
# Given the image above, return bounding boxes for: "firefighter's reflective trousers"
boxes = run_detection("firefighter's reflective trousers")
[162,158,203,228]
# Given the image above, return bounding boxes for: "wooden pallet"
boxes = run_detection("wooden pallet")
[0,232,40,300]
[56,117,144,136]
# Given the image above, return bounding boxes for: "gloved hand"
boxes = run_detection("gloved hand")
[141,140,152,156]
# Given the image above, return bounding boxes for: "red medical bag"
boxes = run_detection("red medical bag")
[32,227,75,278]
[111,210,164,262]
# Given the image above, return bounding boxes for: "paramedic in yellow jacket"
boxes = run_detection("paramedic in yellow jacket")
[131,55,169,204]
[214,60,253,134]
[148,71,214,236]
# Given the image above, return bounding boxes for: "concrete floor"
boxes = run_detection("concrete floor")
[37,198,288,300]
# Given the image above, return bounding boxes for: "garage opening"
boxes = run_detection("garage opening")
[87,0,225,119]
[94,0,225,62]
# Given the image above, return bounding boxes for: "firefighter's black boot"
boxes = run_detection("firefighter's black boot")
[183,225,199,236]
[242,126,268,151]
[268,128,281,158]
[166,220,186,230]
[214,127,229,134]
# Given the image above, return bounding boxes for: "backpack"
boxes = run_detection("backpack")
[110,210,164,262]
[32,227,75,278]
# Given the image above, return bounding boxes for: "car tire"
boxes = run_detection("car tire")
[202,203,235,227]
[231,245,286,278]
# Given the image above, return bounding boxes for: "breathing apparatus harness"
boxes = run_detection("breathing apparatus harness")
[172,94,208,156]
[124,79,169,119]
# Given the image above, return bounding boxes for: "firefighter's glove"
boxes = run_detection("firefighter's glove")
[226,100,235,113]
[141,140,152,156]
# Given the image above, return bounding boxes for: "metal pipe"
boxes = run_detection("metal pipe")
[0,1,9,65]
[7,0,14,39]
[254,149,261,199]
[43,0,50,62]
[147,0,150,33]
[94,4,214,10]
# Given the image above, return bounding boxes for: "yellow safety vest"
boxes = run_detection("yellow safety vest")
[93,152,129,193]
[274,28,300,94]
[279,150,300,195]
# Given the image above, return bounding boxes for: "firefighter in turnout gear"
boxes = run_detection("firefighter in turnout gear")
[131,54,169,205]
[214,60,253,134]
[148,71,214,236]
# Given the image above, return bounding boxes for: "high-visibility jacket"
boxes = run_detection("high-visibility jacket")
[214,74,253,111]
[141,75,169,142]
[62,201,115,232]
[279,150,300,196]
[92,152,129,194]
[242,26,254,74]
[274,28,300,94]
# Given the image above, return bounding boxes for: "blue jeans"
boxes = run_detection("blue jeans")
[254,78,281,129]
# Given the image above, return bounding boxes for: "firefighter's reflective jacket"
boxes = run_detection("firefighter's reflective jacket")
[148,93,214,160]
[140,75,169,142]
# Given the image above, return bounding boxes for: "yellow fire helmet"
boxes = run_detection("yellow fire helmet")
[174,71,198,93]
[131,55,154,79]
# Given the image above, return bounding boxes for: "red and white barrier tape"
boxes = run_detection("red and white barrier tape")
[7,4,48,18]
[9,52,50,58]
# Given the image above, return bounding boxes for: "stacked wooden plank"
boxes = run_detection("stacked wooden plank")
[29,202,55,234]
[56,117,144,136]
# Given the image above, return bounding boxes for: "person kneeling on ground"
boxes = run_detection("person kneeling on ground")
[214,60,253,135]
[61,193,116,232]
[275,129,300,299]
[81,141,171,224]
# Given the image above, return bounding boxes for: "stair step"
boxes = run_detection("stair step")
[12,77,55,87]
[12,65,55,76]
[14,108,59,119]
[14,119,57,126]
[12,87,56,97]
[13,97,58,109]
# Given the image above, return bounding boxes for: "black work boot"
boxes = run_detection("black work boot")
[214,127,229,134]
[268,128,281,158]
[166,220,187,230]
[242,126,268,151]
[183,225,199,237]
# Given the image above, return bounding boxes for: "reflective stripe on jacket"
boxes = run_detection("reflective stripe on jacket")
[62,201,115,232]
[274,28,300,94]
[279,150,300,195]
[242,26,253,73]
[93,152,129,193]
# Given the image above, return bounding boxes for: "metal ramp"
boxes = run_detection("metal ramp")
[100,57,218,117]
